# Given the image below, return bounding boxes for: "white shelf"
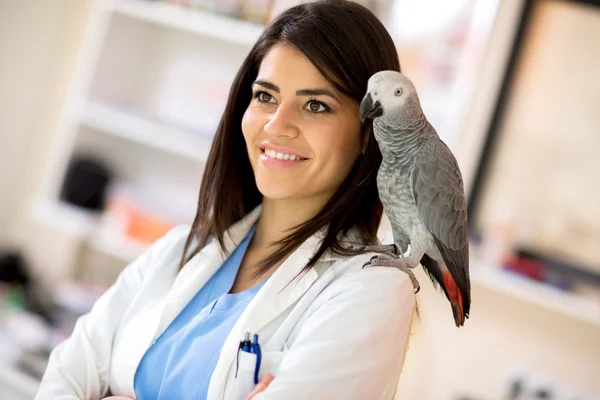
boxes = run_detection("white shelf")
[29,197,101,239]
[80,101,212,163]
[111,0,264,46]
[30,198,148,264]
[88,231,148,263]
[471,261,600,328]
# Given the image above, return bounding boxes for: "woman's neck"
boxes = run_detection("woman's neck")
[251,194,329,250]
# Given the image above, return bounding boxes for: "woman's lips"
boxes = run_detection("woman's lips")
[259,149,308,169]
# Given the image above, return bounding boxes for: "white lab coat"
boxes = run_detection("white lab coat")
[36,205,416,400]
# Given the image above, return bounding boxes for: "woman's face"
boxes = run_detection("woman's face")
[242,43,362,204]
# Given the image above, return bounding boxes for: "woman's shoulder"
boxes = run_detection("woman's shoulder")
[151,224,192,256]
[299,252,417,344]
[321,250,417,307]
[135,224,193,275]
[326,229,414,295]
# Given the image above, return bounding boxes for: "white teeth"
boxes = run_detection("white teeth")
[263,149,303,161]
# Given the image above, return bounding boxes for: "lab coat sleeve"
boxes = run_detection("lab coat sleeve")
[35,225,189,400]
[255,265,416,400]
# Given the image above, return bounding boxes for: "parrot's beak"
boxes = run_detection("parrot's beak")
[359,93,383,123]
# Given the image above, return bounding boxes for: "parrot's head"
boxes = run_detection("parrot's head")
[360,70,423,135]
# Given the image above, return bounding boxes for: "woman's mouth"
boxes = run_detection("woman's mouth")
[259,148,308,168]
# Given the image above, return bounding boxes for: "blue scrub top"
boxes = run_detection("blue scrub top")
[134,223,262,400]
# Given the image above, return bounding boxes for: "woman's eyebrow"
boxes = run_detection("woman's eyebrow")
[296,88,340,102]
[253,80,340,102]
[253,80,280,92]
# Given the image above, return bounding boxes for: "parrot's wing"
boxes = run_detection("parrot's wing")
[411,139,470,289]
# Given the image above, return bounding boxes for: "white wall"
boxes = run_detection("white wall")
[0,0,92,245]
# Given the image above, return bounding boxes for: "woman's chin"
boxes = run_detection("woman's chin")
[259,191,298,201]
[256,185,302,202]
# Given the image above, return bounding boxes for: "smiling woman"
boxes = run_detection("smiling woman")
[242,44,363,210]
[36,2,416,400]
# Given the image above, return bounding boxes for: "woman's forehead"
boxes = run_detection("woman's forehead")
[256,44,334,91]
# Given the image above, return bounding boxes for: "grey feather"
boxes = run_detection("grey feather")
[411,139,468,250]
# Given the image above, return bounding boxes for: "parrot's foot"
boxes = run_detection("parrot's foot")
[349,243,401,257]
[362,255,420,293]
[360,253,397,268]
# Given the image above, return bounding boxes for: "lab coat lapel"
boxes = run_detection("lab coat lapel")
[243,232,325,333]
[152,206,263,341]
[209,230,326,399]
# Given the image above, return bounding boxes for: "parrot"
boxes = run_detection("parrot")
[356,70,471,327]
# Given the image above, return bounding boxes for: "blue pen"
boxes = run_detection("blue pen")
[251,334,262,384]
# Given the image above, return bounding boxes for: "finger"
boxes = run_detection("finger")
[245,373,275,400]
[101,397,135,400]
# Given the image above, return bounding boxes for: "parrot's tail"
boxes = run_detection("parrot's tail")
[442,270,466,327]
[420,254,444,290]
[421,254,466,327]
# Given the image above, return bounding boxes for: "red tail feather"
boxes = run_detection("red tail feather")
[442,271,465,326]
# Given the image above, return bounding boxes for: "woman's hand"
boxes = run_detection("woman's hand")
[100,374,274,400]
[102,397,135,399]
[245,373,274,400]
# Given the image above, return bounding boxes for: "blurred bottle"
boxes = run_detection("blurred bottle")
[191,0,244,18]
[268,0,303,22]
[240,0,275,24]
[166,0,193,6]
[480,204,517,268]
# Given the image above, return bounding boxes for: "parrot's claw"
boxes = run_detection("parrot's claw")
[362,255,420,293]
[350,243,401,257]
[403,244,411,258]
[361,254,395,269]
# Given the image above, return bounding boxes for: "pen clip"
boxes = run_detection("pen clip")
[252,334,262,384]
[235,340,243,378]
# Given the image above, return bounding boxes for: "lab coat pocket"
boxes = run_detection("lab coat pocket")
[234,350,258,400]
[256,350,285,382]
[233,350,285,400]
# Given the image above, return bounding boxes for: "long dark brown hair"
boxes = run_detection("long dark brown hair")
[179,0,401,276]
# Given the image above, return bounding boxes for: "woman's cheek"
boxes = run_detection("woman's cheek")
[241,107,254,138]
[329,130,361,178]
[242,104,266,131]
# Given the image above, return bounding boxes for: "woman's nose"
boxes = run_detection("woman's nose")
[263,102,300,138]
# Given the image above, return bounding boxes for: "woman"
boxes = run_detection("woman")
[36,1,416,399]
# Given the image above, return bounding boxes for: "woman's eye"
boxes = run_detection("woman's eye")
[258,92,274,103]
[305,100,329,114]
[253,90,275,104]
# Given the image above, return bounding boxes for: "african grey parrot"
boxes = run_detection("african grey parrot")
[357,70,470,327]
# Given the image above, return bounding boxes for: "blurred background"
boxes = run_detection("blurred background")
[0,0,598,399]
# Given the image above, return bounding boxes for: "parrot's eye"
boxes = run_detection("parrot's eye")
[394,88,403,96]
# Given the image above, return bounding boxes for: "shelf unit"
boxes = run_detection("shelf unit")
[80,101,212,163]
[31,0,262,266]
[110,0,263,45]
[471,261,600,328]
[88,228,148,263]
